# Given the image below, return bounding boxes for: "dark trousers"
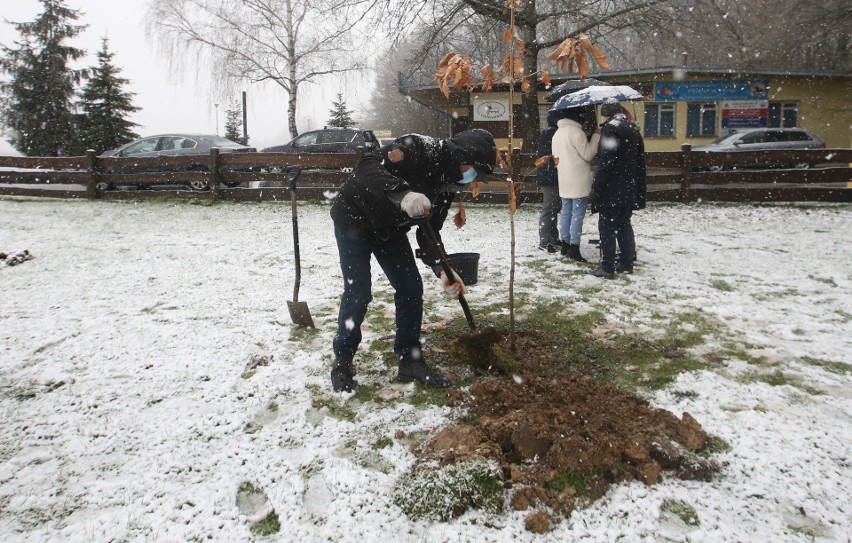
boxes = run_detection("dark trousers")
[332,223,424,367]
[598,207,635,273]
[538,185,561,246]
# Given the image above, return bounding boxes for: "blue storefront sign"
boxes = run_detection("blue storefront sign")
[655,80,769,102]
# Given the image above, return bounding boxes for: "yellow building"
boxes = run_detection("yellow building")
[402,68,852,151]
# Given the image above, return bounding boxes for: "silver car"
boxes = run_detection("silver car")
[693,128,824,152]
[99,133,256,190]
[692,127,825,170]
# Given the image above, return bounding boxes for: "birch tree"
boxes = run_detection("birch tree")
[147,0,376,138]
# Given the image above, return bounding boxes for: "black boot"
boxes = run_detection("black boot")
[588,267,614,279]
[331,360,357,392]
[560,240,570,256]
[398,360,451,388]
[568,244,588,262]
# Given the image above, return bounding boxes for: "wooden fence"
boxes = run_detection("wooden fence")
[0,145,849,203]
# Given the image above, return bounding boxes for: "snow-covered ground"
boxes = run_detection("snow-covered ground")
[0,197,850,542]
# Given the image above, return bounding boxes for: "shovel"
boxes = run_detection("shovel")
[416,217,502,350]
[416,217,476,330]
[286,166,314,327]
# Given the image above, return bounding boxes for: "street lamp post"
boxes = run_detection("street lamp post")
[214,103,219,135]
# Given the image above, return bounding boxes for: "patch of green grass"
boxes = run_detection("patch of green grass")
[288,324,320,342]
[799,356,849,375]
[307,384,357,421]
[661,499,700,526]
[808,275,837,287]
[711,279,734,292]
[352,384,381,404]
[751,287,801,302]
[441,299,718,390]
[406,386,449,408]
[547,469,598,497]
[374,436,393,449]
[250,510,281,536]
[740,370,824,396]
[790,526,819,540]
[748,369,790,387]
[368,339,393,354]
[393,461,503,521]
[704,435,732,454]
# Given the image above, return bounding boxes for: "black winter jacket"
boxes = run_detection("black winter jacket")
[535,126,559,187]
[590,114,647,212]
[330,130,496,268]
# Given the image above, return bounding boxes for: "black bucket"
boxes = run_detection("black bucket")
[447,252,480,285]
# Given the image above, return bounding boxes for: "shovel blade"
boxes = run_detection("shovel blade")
[287,300,315,327]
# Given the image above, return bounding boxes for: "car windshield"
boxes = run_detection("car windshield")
[202,135,243,148]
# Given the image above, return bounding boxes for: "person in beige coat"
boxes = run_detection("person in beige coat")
[551,106,600,261]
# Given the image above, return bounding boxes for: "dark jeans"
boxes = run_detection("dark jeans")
[538,185,561,246]
[332,223,424,367]
[598,207,635,273]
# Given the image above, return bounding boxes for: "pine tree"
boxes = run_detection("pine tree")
[0,0,87,156]
[223,105,246,144]
[326,93,355,128]
[73,37,139,155]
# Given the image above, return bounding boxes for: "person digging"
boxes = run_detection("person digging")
[329,130,497,392]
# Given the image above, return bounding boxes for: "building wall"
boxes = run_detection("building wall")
[560,74,852,152]
[437,73,851,152]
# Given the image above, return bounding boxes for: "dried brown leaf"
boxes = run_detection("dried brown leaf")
[534,155,551,168]
[453,204,467,228]
[521,76,530,92]
[577,51,589,79]
[591,47,609,69]
[472,181,481,198]
[541,69,551,86]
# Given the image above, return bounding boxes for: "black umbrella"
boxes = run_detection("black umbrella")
[550,85,643,111]
[545,77,611,102]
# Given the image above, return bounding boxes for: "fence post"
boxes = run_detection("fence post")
[210,148,221,203]
[680,143,693,203]
[85,149,98,199]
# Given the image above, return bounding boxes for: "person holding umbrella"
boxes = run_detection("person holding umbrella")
[551,105,600,261]
[588,98,646,279]
[329,130,497,392]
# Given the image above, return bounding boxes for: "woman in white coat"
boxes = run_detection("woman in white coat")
[551,106,600,262]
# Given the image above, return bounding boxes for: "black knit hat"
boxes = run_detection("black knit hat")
[600,98,622,118]
[447,129,497,175]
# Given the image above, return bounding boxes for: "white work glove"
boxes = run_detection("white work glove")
[400,191,432,218]
[439,269,465,300]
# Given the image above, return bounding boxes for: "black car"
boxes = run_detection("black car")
[98,133,256,190]
[262,127,379,154]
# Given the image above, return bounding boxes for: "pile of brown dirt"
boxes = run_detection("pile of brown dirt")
[413,327,719,530]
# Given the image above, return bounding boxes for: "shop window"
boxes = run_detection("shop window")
[644,103,675,137]
[687,102,716,136]
[769,102,798,127]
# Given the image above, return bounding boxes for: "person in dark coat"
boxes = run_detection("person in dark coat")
[329,129,497,391]
[588,98,646,279]
[535,110,562,253]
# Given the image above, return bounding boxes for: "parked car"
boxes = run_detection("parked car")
[98,133,257,190]
[692,128,825,169]
[262,127,379,154]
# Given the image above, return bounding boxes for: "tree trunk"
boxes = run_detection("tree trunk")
[519,29,541,153]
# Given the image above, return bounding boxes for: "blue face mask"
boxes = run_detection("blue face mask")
[459,167,478,185]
